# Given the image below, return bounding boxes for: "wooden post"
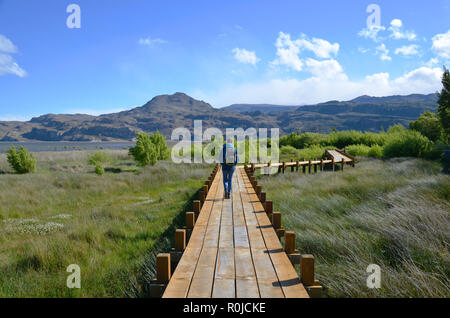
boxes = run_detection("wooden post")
[199,190,205,206]
[284,231,295,254]
[300,254,315,286]
[156,253,171,284]
[255,185,262,199]
[175,229,186,252]
[202,184,208,196]
[251,163,255,173]
[186,212,195,229]
[208,177,212,188]
[296,160,300,172]
[291,159,294,172]
[341,158,345,172]
[332,158,335,172]
[320,159,324,171]
[302,162,306,174]
[193,200,201,217]
[260,192,266,203]
[282,162,286,174]
[314,159,317,173]
[272,211,281,229]
[264,200,273,214]
[308,160,312,174]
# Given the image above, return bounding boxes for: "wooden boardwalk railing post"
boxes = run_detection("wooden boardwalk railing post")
[314,159,317,173]
[264,200,273,216]
[341,158,345,172]
[301,254,323,298]
[332,158,335,171]
[308,160,312,174]
[303,158,306,173]
[272,211,285,238]
[296,160,300,172]
[186,212,195,229]
[284,231,300,266]
[149,253,171,297]
[193,200,201,218]
[291,159,294,172]
[260,192,266,203]
[199,190,205,206]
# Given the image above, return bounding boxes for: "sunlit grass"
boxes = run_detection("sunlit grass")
[259,157,449,297]
[0,150,211,297]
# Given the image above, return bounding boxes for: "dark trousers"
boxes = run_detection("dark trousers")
[222,165,235,194]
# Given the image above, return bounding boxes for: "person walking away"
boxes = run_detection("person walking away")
[220,138,239,199]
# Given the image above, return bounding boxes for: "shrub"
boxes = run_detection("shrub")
[409,111,443,142]
[94,163,104,175]
[150,131,169,160]
[298,145,327,160]
[87,151,112,166]
[382,130,434,158]
[346,144,371,157]
[129,132,158,166]
[280,145,300,156]
[368,145,383,158]
[6,145,36,174]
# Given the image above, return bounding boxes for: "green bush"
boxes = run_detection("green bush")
[94,163,104,175]
[346,144,371,157]
[409,111,443,142]
[368,145,383,158]
[383,130,434,158]
[150,131,169,160]
[87,151,112,166]
[280,145,300,156]
[129,132,158,166]
[6,145,36,174]
[298,145,327,160]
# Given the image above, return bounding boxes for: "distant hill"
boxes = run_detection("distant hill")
[222,104,300,114]
[0,92,439,142]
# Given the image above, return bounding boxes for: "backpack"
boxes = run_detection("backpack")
[223,144,237,166]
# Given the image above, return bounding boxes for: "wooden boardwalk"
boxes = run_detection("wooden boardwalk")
[162,166,309,298]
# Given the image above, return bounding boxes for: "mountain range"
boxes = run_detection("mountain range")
[0,92,438,142]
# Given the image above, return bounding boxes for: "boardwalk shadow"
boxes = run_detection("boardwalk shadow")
[264,248,284,254]
[257,225,273,229]
[274,278,301,287]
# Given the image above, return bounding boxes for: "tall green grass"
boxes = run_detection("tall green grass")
[259,158,449,297]
[0,150,211,297]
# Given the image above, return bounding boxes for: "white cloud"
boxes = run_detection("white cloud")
[138,37,168,46]
[388,19,417,41]
[0,34,26,77]
[193,66,442,107]
[271,32,339,71]
[0,53,27,77]
[232,48,260,65]
[394,44,419,56]
[358,25,386,42]
[0,35,17,53]
[431,30,450,58]
[376,43,391,61]
[424,57,439,67]
[305,58,347,80]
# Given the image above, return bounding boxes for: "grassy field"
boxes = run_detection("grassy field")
[258,157,449,297]
[0,150,211,297]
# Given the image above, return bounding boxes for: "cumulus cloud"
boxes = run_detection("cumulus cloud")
[0,35,26,77]
[358,25,386,42]
[138,37,167,46]
[376,43,391,61]
[305,58,347,80]
[394,44,419,56]
[388,19,417,41]
[271,32,339,71]
[431,30,450,59]
[232,48,260,65]
[193,66,442,107]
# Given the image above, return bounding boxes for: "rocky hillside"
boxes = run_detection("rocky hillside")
[0,92,438,141]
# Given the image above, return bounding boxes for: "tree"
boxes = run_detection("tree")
[150,131,169,160]
[6,145,36,174]
[129,132,158,166]
[437,67,450,138]
[409,111,443,142]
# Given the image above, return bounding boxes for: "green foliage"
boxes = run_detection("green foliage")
[346,144,371,157]
[94,163,104,175]
[437,67,450,137]
[280,145,300,156]
[87,151,112,166]
[129,132,158,166]
[383,130,434,158]
[150,131,169,160]
[368,145,383,158]
[409,111,443,142]
[298,145,327,160]
[6,145,36,174]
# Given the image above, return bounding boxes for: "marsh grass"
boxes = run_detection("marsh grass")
[258,158,449,297]
[0,150,211,297]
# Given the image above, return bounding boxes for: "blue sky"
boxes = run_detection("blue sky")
[0,0,449,120]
